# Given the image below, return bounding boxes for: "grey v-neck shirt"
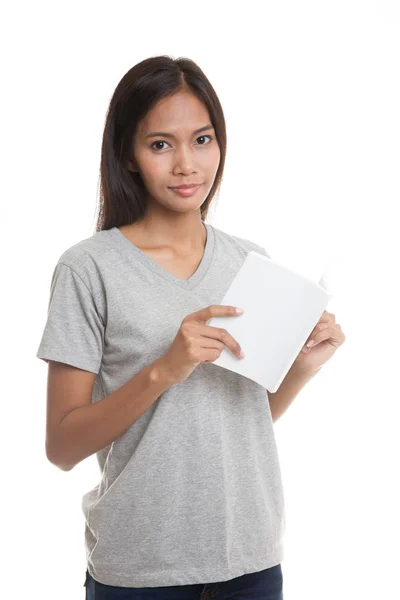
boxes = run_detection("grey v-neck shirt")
[36,220,286,588]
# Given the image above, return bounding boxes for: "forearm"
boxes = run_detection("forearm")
[268,366,321,422]
[51,358,177,471]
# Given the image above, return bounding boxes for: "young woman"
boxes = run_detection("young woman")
[37,55,285,599]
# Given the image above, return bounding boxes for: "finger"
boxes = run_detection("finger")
[320,310,336,323]
[305,323,331,346]
[199,336,243,359]
[200,324,243,358]
[307,313,335,340]
[306,326,340,348]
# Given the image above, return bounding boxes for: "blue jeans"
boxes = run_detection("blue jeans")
[84,564,283,599]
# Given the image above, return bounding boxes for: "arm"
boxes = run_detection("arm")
[267,310,345,423]
[48,358,177,471]
[267,366,321,423]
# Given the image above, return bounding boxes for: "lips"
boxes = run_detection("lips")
[170,184,201,189]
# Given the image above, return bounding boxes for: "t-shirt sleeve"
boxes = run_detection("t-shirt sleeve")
[36,262,105,374]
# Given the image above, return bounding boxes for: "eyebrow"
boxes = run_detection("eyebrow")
[145,124,214,139]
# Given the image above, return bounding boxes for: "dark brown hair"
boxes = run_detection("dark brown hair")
[94,55,227,233]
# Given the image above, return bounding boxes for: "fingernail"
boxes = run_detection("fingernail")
[235,308,245,314]
[239,349,245,358]
[306,340,314,347]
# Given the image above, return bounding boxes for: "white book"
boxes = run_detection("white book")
[208,251,332,393]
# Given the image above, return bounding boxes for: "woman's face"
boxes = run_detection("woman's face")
[128,91,221,215]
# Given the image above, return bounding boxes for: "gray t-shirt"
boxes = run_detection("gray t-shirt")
[36,219,286,588]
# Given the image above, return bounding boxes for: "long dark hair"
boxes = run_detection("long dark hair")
[94,55,227,233]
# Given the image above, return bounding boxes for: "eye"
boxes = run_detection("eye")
[196,135,214,145]
[150,135,214,151]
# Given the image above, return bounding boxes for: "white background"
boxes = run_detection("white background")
[2,1,399,598]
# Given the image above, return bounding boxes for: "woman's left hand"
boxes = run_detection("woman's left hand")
[292,311,346,373]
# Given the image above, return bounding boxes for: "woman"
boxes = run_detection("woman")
[37,55,290,599]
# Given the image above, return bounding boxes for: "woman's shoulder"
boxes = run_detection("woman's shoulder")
[55,228,114,277]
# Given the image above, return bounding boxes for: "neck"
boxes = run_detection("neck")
[126,213,206,252]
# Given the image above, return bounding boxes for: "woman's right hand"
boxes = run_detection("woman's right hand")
[159,305,246,384]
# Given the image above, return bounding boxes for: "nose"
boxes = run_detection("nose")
[172,145,196,174]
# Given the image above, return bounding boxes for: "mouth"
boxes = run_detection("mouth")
[169,184,202,197]
[169,183,202,189]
